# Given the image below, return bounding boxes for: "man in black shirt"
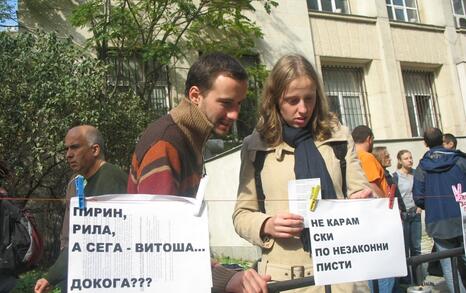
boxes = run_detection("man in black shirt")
[34,125,127,293]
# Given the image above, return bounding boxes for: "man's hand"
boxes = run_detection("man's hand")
[225,269,271,293]
[368,182,385,197]
[348,188,373,199]
[262,212,304,239]
[34,278,51,293]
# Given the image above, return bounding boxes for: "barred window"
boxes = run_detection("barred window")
[386,0,419,23]
[322,66,368,131]
[307,0,349,14]
[107,51,170,113]
[402,70,439,137]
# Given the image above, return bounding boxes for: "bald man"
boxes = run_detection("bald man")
[35,125,127,293]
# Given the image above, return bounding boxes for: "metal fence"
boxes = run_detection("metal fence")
[266,247,466,293]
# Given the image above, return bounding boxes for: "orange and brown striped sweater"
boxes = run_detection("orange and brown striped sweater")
[128,98,213,197]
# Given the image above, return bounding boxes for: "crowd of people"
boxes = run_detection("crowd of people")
[0,52,465,293]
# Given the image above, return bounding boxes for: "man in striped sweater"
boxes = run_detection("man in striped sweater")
[128,52,270,293]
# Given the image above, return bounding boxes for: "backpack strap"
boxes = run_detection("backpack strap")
[0,200,11,248]
[392,171,399,185]
[253,151,266,213]
[328,141,348,199]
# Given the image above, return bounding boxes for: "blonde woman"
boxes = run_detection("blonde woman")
[233,54,372,292]
[394,150,421,284]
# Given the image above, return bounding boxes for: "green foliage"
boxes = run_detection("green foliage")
[214,255,253,270]
[0,31,152,198]
[0,30,153,267]
[70,0,278,106]
[13,269,60,293]
[236,63,269,140]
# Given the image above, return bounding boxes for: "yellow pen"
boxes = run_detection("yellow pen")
[309,184,321,212]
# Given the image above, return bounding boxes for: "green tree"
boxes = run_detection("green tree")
[70,0,277,109]
[0,0,17,30]
[0,31,150,198]
[0,31,152,263]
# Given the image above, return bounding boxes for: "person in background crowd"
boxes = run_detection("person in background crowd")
[352,126,387,198]
[443,133,457,150]
[392,150,421,285]
[233,54,372,293]
[0,160,18,293]
[372,146,405,211]
[414,127,466,293]
[34,125,127,293]
[352,129,395,293]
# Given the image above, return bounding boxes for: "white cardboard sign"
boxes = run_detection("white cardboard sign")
[67,194,212,292]
[308,198,406,285]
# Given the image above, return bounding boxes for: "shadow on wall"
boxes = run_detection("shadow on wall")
[20,0,87,46]
[256,6,310,66]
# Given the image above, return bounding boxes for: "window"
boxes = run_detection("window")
[107,52,170,113]
[386,0,419,23]
[451,0,466,28]
[402,71,439,137]
[307,0,349,14]
[322,66,369,131]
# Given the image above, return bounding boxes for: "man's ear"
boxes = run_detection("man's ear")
[91,144,101,158]
[188,86,202,105]
[364,136,371,145]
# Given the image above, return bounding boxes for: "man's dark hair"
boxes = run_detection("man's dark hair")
[443,133,457,149]
[184,52,248,97]
[351,125,373,144]
[423,127,443,148]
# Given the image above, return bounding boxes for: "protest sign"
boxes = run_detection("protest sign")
[288,178,321,228]
[68,194,212,292]
[452,183,466,252]
[308,198,406,285]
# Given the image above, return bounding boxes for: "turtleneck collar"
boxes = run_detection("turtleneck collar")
[170,98,214,164]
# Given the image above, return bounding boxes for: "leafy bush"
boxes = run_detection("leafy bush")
[12,269,60,293]
[0,31,155,266]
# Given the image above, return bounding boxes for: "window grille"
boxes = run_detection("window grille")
[107,52,170,112]
[402,70,439,137]
[307,0,349,14]
[322,66,369,131]
[386,0,419,23]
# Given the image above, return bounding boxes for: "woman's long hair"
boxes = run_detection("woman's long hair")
[256,54,333,146]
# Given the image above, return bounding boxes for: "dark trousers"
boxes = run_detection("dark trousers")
[0,274,17,293]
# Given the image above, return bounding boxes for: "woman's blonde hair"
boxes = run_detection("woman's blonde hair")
[396,149,411,170]
[256,54,333,146]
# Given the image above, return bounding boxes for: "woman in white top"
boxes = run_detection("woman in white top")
[393,150,421,283]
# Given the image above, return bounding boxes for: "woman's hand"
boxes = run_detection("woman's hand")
[348,188,373,199]
[261,212,304,239]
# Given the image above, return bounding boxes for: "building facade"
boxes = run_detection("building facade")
[250,0,466,139]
